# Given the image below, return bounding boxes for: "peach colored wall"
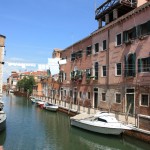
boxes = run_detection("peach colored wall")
[137,0,147,7]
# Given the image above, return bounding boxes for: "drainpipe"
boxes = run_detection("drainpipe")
[107,29,110,112]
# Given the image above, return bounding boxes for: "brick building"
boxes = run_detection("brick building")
[58,0,150,123]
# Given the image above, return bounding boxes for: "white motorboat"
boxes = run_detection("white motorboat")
[44,102,58,112]
[0,100,4,111]
[0,100,6,132]
[0,111,6,132]
[70,112,132,135]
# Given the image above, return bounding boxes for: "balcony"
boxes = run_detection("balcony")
[95,0,137,21]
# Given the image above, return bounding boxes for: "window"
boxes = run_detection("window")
[64,90,66,96]
[116,93,121,103]
[76,50,82,58]
[116,63,122,76]
[138,57,150,73]
[94,43,99,53]
[59,71,64,82]
[71,53,76,61]
[123,27,137,43]
[64,73,67,80]
[86,45,92,55]
[86,68,91,79]
[102,93,106,101]
[116,33,122,46]
[88,92,90,99]
[141,94,149,107]
[79,92,82,98]
[124,53,136,77]
[94,62,99,80]
[103,40,107,50]
[70,90,73,97]
[102,66,107,77]
[137,20,150,37]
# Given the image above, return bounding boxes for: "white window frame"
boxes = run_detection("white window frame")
[101,92,106,101]
[94,42,99,54]
[115,63,122,76]
[116,33,122,46]
[101,65,107,77]
[140,93,149,107]
[115,92,121,104]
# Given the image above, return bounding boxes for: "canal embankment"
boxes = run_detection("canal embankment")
[13,92,150,143]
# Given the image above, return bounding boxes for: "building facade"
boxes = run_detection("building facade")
[0,35,6,96]
[58,0,150,120]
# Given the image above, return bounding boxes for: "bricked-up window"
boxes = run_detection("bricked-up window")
[123,27,137,43]
[86,45,92,55]
[124,53,136,77]
[116,93,121,103]
[94,62,99,80]
[116,33,122,46]
[102,40,107,50]
[137,20,150,37]
[138,57,150,73]
[102,66,107,77]
[141,94,149,107]
[116,63,122,76]
[102,93,106,101]
[94,43,99,53]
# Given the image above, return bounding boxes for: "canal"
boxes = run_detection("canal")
[0,94,149,150]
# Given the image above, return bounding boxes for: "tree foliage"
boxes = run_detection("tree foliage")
[17,76,36,94]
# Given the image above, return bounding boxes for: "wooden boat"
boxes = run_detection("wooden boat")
[70,112,132,135]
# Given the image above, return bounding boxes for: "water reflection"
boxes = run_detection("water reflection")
[0,94,149,150]
[0,130,6,149]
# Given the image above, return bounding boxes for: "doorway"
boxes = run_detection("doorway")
[126,93,134,115]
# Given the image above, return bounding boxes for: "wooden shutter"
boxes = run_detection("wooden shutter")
[124,55,127,77]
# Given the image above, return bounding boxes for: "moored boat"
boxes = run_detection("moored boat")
[0,111,6,132]
[70,112,132,135]
[44,102,58,112]
[0,100,6,132]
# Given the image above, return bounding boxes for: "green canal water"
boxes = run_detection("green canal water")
[0,94,149,150]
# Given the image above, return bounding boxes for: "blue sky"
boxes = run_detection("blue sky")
[0,0,104,80]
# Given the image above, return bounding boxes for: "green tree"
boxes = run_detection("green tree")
[17,76,35,94]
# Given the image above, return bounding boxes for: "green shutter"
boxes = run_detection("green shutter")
[132,27,137,39]
[123,31,128,43]
[137,25,141,37]
[124,55,128,77]
[147,20,150,34]
[132,53,136,77]
[148,57,150,72]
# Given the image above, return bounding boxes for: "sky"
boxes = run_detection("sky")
[0,0,104,81]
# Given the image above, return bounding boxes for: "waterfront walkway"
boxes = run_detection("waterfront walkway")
[32,96,150,143]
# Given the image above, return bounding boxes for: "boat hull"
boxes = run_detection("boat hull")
[45,106,58,112]
[0,113,6,132]
[70,119,124,135]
